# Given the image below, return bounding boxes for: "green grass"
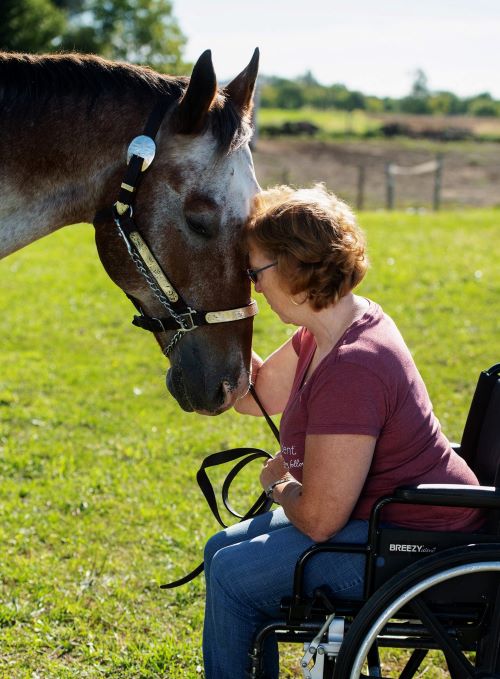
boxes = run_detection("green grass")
[0,211,499,677]
[258,106,381,137]
[257,107,500,142]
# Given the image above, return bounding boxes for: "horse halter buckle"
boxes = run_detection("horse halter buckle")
[176,309,198,332]
[147,312,197,334]
[109,99,258,357]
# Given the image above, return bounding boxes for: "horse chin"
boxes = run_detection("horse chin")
[166,362,248,415]
[166,367,195,413]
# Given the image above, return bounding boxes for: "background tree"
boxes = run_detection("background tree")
[428,91,465,116]
[400,68,431,114]
[466,93,500,117]
[60,0,187,72]
[0,0,188,74]
[275,80,305,109]
[411,68,430,99]
[0,0,66,52]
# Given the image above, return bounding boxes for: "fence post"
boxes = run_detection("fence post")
[433,154,443,211]
[385,163,395,210]
[356,165,365,210]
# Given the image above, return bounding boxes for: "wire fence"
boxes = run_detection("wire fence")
[253,141,500,210]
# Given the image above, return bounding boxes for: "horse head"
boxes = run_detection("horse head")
[94,50,260,414]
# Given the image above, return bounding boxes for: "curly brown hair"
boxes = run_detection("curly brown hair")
[247,184,368,310]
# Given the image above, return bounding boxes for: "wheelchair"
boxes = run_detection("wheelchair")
[250,363,500,678]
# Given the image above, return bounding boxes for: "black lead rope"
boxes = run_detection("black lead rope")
[160,385,280,589]
[248,384,280,443]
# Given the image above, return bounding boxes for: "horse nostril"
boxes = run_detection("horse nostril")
[221,380,234,405]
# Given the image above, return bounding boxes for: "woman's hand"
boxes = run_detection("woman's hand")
[260,452,290,490]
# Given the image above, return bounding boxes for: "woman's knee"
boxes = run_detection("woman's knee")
[204,526,244,572]
[209,545,252,609]
[204,515,264,569]
[204,530,228,569]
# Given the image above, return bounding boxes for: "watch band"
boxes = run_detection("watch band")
[265,476,290,500]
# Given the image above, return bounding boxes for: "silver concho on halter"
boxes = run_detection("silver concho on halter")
[127,135,156,172]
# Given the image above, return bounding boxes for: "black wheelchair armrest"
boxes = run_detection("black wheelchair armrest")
[394,484,500,509]
[287,541,370,622]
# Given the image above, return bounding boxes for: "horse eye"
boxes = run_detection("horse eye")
[186,217,210,238]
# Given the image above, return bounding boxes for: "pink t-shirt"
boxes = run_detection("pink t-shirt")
[280,301,484,532]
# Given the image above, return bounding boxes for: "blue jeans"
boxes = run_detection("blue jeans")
[203,508,369,679]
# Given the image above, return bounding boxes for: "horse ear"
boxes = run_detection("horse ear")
[224,47,260,115]
[176,50,217,134]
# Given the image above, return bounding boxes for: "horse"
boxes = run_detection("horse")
[0,49,261,415]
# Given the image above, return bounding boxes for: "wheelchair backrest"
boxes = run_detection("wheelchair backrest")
[459,363,500,486]
[475,377,500,486]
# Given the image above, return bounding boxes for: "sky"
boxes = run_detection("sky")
[173,0,500,99]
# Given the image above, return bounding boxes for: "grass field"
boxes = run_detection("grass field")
[258,107,382,137]
[1,210,499,677]
[257,107,500,141]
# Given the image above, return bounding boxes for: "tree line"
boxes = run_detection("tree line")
[260,70,500,117]
[2,5,498,118]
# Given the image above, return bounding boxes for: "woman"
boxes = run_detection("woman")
[203,184,483,679]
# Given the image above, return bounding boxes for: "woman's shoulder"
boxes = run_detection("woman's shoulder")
[341,300,408,355]
[331,301,414,383]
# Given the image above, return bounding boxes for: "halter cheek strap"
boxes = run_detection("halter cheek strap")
[108,99,258,357]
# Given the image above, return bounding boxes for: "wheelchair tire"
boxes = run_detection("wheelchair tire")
[333,543,500,679]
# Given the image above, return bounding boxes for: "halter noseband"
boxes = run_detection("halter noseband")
[110,100,258,357]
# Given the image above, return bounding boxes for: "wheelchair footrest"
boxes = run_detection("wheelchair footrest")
[301,615,345,679]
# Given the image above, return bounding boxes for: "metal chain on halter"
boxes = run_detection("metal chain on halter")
[116,223,189,356]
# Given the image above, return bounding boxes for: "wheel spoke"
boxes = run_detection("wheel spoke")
[476,585,500,673]
[399,649,429,679]
[409,596,474,678]
[367,644,381,677]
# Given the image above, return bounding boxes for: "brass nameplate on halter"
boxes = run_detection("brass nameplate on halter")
[129,232,179,303]
[205,301,258,324]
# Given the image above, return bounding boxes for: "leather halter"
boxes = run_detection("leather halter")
[110,99,258,357]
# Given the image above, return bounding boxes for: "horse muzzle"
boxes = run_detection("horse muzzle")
[166,343,250,414]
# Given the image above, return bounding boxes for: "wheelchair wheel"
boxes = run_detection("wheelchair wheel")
[334,544,500,679]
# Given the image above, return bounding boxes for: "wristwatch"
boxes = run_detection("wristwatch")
[265,476,289,500]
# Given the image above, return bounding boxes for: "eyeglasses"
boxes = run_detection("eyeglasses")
[246,261,277,284]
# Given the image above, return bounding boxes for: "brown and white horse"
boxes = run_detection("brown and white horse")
[0,49,260,414]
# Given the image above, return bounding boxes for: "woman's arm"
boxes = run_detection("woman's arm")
[262,433,376,542]
[235,337,299,416]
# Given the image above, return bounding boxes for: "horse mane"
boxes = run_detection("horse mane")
[0,52,251,153]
